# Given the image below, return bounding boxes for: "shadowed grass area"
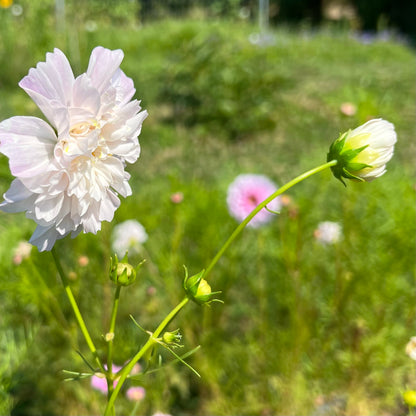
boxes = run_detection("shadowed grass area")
[0,12,415,416]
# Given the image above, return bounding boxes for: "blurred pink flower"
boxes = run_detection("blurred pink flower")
[78,255,89,267]
[152,413,172,416]
[91,364,122,394]
[126,386,146,401]
[340,102,357,116]
[170,191,184,204]
[0,47,147,251]
[13,241,32,265]
[226,174,281,228]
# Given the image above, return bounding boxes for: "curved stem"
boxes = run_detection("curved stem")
[107,285,121,398]
[104,297,189,415]
[51,248,104,373]
[204,160,337,279]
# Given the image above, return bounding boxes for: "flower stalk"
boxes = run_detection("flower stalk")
[51,247,105,373]
[106,285,121,397]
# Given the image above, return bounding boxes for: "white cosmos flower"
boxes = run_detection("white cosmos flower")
[111,219,148,257]
[0,47,147,251]
[406,337,416,361]
[314,221,342,244]
[327,118,397,184]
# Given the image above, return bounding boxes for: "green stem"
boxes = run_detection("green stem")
[51,248,104,373]
[107,285,121,398]
[104,297,189,415]
[204,160,337,279]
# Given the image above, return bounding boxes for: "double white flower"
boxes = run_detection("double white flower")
[0,47,147,251]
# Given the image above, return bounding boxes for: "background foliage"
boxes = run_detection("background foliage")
[0,1,415,415]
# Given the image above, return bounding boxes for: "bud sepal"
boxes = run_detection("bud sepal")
[327,131,372,185]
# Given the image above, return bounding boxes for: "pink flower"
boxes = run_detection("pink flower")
[78,255,89,267]
[12,241,32,265]
[170,192,184,204]
[0,47,147,251]
[126,386,146,401]
[91,364,122,394]
[340,102,357,116]
[226,174,281,228]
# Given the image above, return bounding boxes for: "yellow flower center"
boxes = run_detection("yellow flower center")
[69,120,98,137]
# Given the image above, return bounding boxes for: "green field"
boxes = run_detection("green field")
[0,3,415,415]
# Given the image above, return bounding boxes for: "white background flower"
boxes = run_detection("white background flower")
[406,336,416,361]
[314,221,342,244]
[0,47,147,251]
[111,219,148,257]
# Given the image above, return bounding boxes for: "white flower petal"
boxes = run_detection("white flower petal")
[99,190,120,222]
[71,74,101,117]
[87,47,124,95]
[111,69,136,106]
[19,48,74,131]
[0,179,36,213]
[0,116,56,178]
[34,193,65,223]
[29,224,61,252]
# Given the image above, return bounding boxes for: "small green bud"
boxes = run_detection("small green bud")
[109,253,145,287]
[403,390,416,407]
[162,329,182,348]
[183,266,222,305]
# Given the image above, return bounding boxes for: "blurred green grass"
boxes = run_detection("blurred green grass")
[0,3,415,415]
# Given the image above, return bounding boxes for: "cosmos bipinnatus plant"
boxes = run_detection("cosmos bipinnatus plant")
[0,47,397,415]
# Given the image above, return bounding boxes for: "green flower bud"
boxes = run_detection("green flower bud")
[327,119,396,186]
[162,329,182,348]
[183,266,222,305]
[403,390,416,407]
[109,254,145,287]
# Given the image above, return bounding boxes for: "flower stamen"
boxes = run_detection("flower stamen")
[70,120,98,137]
